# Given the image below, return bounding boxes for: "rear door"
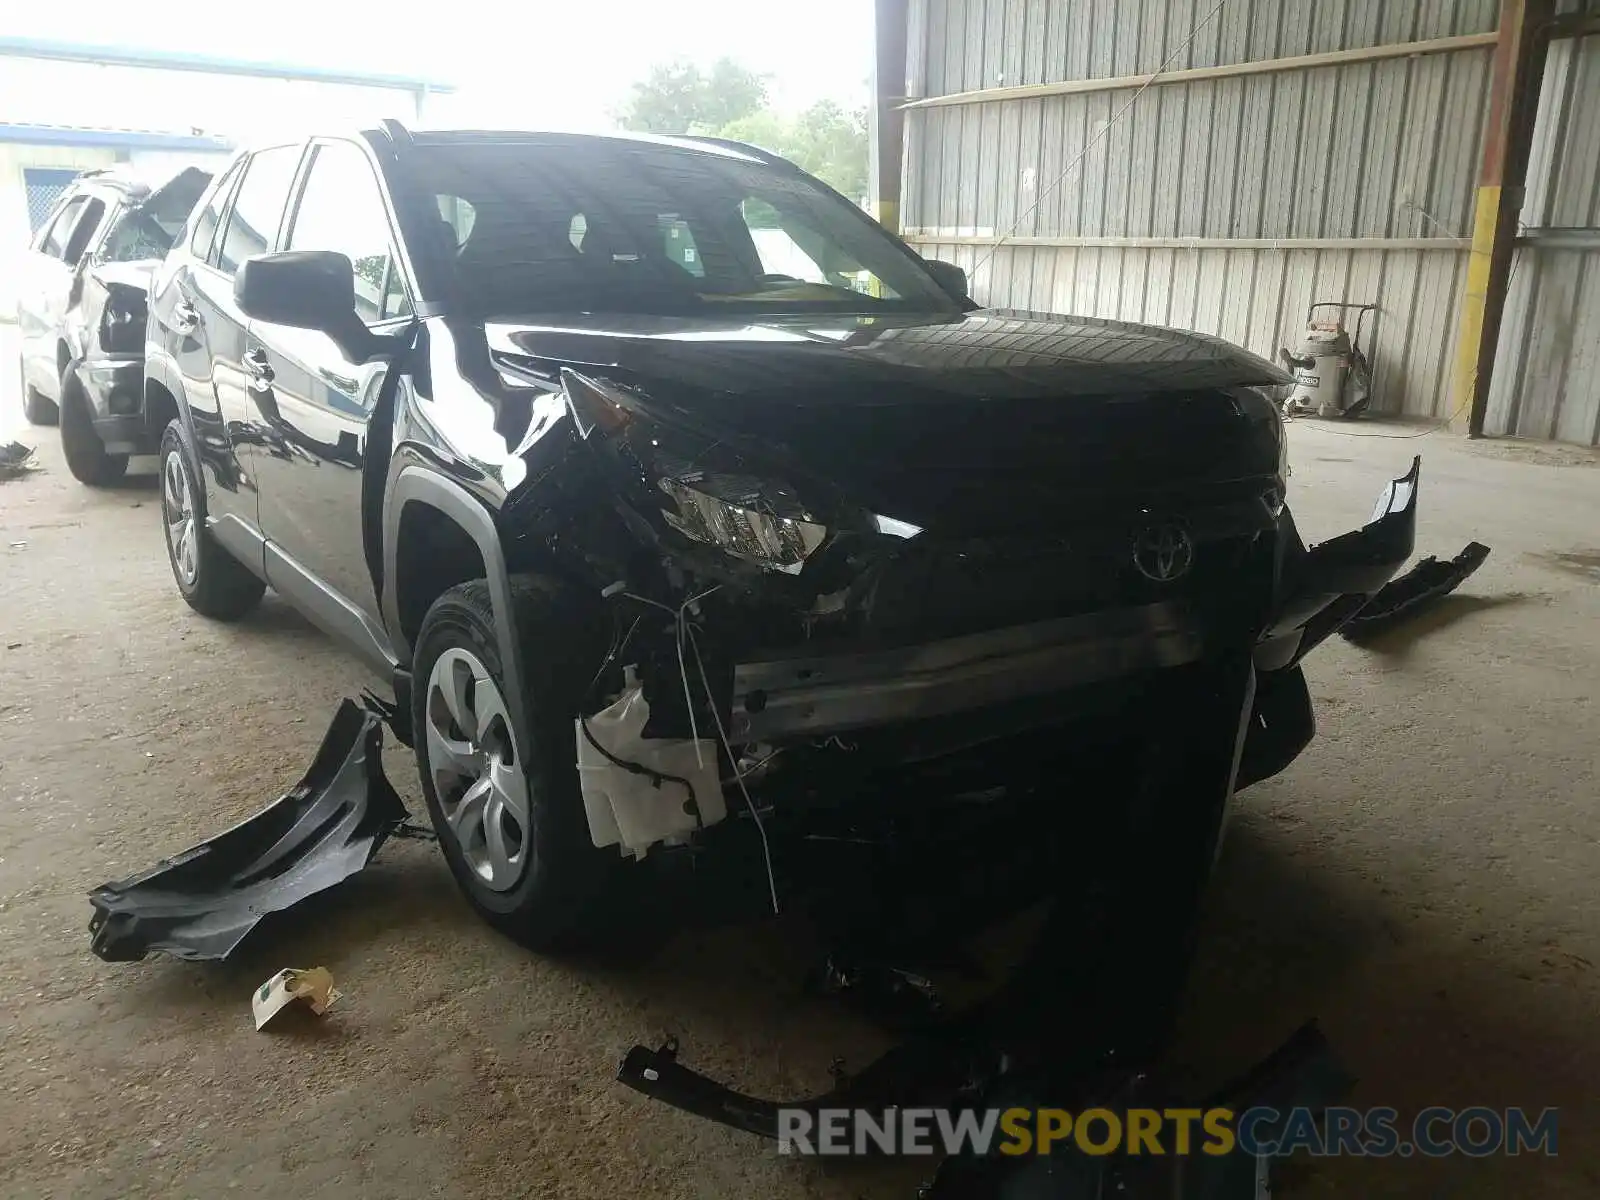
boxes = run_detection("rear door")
[165,146,304,538]
[19,191,109,397]
[18,193,82,393]
[249,138,412,621]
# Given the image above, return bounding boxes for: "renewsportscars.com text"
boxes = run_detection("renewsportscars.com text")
[777,1105,1559,1159]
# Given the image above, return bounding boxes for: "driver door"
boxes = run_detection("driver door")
[248,138,412,645]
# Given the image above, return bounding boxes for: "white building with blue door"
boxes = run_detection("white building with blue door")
[0,36,451,313]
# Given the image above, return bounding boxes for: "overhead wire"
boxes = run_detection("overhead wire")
[971,0,1229,278]
[685,621,781,917]
[608,585,782,914]
[577,611,702,816]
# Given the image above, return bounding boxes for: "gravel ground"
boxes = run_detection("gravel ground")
[2,332,1598,1198]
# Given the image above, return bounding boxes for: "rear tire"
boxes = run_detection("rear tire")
[22,377,58,426]
[159,420,264,620]
[412,577,622,953]
[60,374,128,486]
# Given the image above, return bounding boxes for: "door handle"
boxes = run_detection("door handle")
[317,366,358,393]
[172,301,199,333]
[244,347,275,389]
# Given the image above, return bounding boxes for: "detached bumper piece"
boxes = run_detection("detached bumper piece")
[620,658,1356,1196]
[927,1022,1352,1199]
[1257,456,1421,670]
[87,698,410,961]
[1340,541,1491,641]
[619,1023,1349,1199]
[0,442,38,480]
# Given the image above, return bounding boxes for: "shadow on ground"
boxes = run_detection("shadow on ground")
[103,784,1599,1196]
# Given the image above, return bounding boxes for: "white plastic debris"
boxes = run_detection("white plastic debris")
[576,683,726,860]
[252,967,341,1030]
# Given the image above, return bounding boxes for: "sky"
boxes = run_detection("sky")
[3,0,876,133]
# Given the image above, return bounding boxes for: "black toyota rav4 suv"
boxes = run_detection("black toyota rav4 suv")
[147,123,1419,951]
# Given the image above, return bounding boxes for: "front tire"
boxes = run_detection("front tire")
[60,374,128,486]
[159,420,264,620]
[412,577,620,952]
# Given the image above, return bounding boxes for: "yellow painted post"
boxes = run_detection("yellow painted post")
[1451,0,1553,435]
[1452,186,1503,432]
[870,0,908,236]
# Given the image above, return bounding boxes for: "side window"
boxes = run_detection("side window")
[189,158,243,263]
[61,196,108,265]
[738,196,888,297]
[381,263,410,320]
[659,214,703,277]
[740,198,827,284]
[286,142,410,323]
[40,197,86,259]
[215,146,302,276]
[31,192,75,251]
[436,194,475,249]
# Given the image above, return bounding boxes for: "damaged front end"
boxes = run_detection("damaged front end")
[486,362,1415,1190]
[502,363,1419,865]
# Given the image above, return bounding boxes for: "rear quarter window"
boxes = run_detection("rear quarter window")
[215,146,303,276]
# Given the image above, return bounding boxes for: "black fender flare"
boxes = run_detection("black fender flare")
[144,349,194,428]
[381,467,534,764]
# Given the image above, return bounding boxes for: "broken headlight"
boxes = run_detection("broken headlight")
[561,367,832,574]
[1232,384,1290,513]
[657,471,828,574]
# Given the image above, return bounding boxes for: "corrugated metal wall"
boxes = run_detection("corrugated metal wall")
[901,0,1500,422]
[1484,31,1600,445]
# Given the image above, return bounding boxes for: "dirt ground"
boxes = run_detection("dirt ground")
[2,333,1598,1198]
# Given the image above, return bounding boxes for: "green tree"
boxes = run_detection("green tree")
[718,101,869,200]
[617,58,768,135]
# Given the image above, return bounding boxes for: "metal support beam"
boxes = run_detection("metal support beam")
[900,32,1499,109]
[902,234,1469,252]
[1517,226,1600,249]
[1548,12,1600,40]
[1455,0,1556,436]
[870,0,909,232]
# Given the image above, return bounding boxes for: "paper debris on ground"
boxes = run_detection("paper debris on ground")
[252,967,341,1030]
[0,442,38,480]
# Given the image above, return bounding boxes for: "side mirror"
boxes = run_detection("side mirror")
[234,251,375,361]
[923,258,969,301]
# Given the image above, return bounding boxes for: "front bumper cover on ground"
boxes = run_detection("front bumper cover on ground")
[1341,541,1491,640]
[87,699,410,961]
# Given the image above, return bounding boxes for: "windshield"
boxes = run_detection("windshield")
[410,139,959,317]
[100,168,213,264]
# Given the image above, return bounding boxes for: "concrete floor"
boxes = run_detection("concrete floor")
[2,334,1598,1198]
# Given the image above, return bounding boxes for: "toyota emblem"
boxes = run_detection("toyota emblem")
[1131,523,1194,583]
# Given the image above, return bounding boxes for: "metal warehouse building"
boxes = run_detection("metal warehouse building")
[871,0,1600,445]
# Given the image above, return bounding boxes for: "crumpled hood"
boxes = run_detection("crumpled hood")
[486,309,1288,533]
[486,308,1289,402]
[87,260,158,294]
